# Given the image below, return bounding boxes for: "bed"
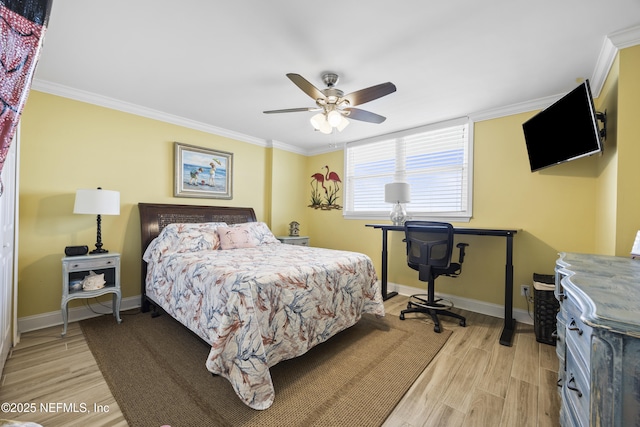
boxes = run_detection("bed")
[138,203,385,410]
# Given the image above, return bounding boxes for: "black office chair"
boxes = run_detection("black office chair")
[399,221,469,333]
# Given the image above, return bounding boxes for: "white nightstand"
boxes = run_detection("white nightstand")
[276,236,310,246]
[61,252,122,336]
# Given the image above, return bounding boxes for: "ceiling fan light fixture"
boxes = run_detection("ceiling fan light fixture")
[265,73,395,135]
[310,113,333,134]
[327,110,343,127]
[319,121,333,134]
[336,115,349,132]
[310,113,325,130]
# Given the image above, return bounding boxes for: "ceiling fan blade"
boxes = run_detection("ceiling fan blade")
[343,82,396,106]
[344,108,387,124]
[263,107,319,114]
[286,73,325,100]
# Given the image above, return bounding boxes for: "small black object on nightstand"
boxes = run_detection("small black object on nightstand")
[64,245,89,256]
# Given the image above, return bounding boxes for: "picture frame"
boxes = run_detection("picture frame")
[174,142,233,199]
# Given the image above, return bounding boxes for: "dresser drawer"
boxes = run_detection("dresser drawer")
[565,349,590,427]
[562,295,593,369]
[65,257,118,271]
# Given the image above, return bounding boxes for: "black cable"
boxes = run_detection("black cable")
[524,287,534,321]
[83,298,141,316]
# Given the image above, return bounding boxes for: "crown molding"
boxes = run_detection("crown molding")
[608,24,640,49]
[590,36,617,98]
[471,25,640,122]
[32,25,640,155]
[591,24,640,97]
[469,95,560,122]
[267,139,309,155]
[31,79,268,148]
[305,144,344,156]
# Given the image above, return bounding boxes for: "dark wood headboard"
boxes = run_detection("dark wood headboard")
[138,203,257,311]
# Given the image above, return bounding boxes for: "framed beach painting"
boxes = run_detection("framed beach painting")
[174,142,233,199]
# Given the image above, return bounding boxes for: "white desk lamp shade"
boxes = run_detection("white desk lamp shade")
[384,182,411,204]
[385,182,410,226]
[73,189,120,215]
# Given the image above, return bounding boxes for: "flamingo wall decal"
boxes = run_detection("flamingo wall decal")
[323,165,341,192]
[308,166,342,210]
[311,173,327,193]
[309,172,327,207]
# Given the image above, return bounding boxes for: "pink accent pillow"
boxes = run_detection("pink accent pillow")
[217,222,280,249]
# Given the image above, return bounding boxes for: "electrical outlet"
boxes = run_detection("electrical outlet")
[521,285,530,297]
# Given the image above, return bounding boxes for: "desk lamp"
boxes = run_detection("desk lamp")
[385,182,410,226]
[73,187,120,254]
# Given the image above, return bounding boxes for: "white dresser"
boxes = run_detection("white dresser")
[555,253,640,426]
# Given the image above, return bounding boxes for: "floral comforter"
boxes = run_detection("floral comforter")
[143,226,384,410]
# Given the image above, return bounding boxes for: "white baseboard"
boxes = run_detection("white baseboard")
[17,295,142,334]
[17,283,534,335]
[388,281,534,325]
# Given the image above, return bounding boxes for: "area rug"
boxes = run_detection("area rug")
[81,310,451,427]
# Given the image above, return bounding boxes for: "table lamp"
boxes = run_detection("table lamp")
[385,182,410,225]
[73,187,120,254]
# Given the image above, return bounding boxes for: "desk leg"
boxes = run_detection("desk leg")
[381,228,398,301]
[499,233,516,346]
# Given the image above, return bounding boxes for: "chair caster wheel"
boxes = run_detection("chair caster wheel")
[400,313,405,320]
[460,320,466,327]
[434,325,441,333]
[406,303,412,309]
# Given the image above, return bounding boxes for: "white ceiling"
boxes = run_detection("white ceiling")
[32,0,640,155]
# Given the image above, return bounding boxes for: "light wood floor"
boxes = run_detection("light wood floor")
[0,295,560,426]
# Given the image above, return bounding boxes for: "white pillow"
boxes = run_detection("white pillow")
[143,222,227,262]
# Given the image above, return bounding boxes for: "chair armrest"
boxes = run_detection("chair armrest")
[456,243,469,264]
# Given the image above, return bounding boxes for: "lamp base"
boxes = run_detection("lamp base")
[90,214,109,254]
[390,202,407,226]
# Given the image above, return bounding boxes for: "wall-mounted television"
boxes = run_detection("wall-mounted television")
[522,80,605,172]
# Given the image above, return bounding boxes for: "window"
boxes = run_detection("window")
[344,117,473,221]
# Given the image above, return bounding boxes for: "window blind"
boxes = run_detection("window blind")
[344,118,472,221]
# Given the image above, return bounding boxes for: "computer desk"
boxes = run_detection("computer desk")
[366,224,519,346]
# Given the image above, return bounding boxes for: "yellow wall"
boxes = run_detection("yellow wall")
[615,45,640,255]
[17,92,294,317]
[17,45,640,320]
[305,151,381,255]
[302,46,640,311]
[594,55,619,255]
[269,148,309,237]
[304,115,600,310]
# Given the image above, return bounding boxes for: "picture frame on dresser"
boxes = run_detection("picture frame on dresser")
[174,142,233,199]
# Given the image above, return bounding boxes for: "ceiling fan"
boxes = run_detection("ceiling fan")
[263,73,396,134]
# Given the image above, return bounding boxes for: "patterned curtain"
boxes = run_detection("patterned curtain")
[0,0,52,196]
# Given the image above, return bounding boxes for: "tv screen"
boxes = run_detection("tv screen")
[522,80,604,172]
